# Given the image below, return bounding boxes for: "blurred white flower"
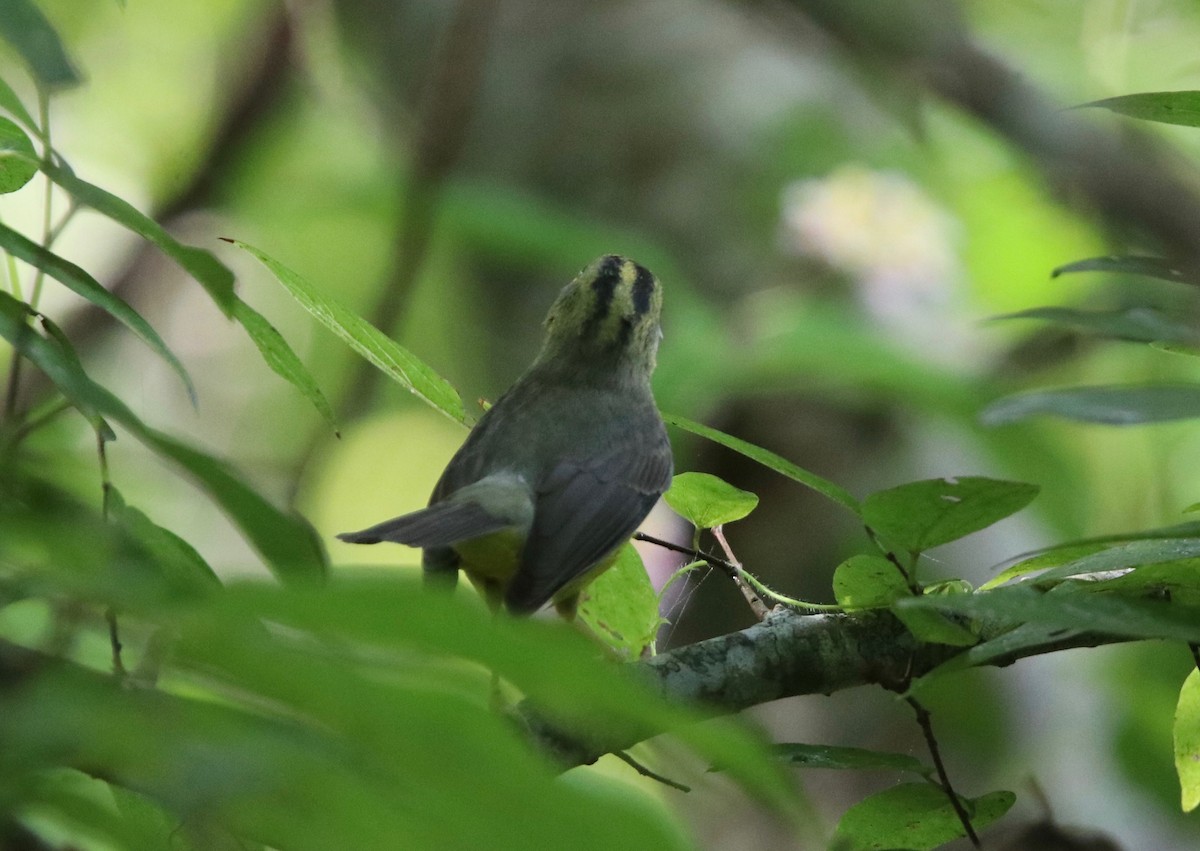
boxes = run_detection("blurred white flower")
[779,165,977,361]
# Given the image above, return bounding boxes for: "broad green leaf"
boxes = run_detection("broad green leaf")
[204,577,799,820]
[108,485,221,597]
[0,291,327,583]
[863,476,1039,553]
[1052,255,1199,286]
[1031,538,1200,585]
[36,311,112,437]
[1177,670,1200,812]
[0,76,36,130]
[43,162,236,314]
[892,605,978,647]
[982,521,1200,589]
[0,0,81,88]
[899,585,1200,644]
[577,543,662,658]
[1079,91,1200,128]
[992,305,1200,346]
[0,116,36,193]
[833,783,1014,850]
[232,297,338,432]
[664,413,860,514]
[0,224,194,401]
[664,471,758,529]
[772,743,931,777]
[832,555,910,610]
[983,384,1200,426]
[231,240,465,423]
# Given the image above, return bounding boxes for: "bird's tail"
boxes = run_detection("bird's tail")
[337,501,511,548]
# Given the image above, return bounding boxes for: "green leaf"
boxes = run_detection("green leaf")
[201,577,799,821]
[899,585,1200,644]
[0,223,194,401]
[773,743,931,777]
[833,783,1014,850]
[1030,538,1200,585]
[992,305,1200,346]
[43,162,236,315]
[664,413,860,514]
[0,291,327,583]
[232,297,338,433]
[231,240,465,423]
[863,476,1039,553]
[0,0,81,88]
[892,605,978,647]
[663,471,758,529]
[108,485,221,597]
[1079,90,1200,128]
[577,543,662,658]
[1052,255,1200,286]
[1177,670,1200,813]
[0,76,36,130]
[0,116,36,193]
[983,384,1200,426]
[982,521,1200,589]
[833,555,910,610]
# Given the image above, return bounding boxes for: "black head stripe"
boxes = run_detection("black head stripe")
[584,256,622,337]
[632,264,655,315]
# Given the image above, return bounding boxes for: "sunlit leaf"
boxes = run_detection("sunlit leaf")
[664,472,758,530]
[231,240,465,423]
[0,224,194,401]
[863,476,1038,553]
[983,384,1200,426]
[1079,90,1200,128]
[832,555,910,610]
[0,117,36,193]
[0,0,81,88]
[833,783,1014,850]
[664,413,860,514]
[577,543,662,658]
[232,297,338,433]
[1176,670,1200,813]
[43,162,236,315]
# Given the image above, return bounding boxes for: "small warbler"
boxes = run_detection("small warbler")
[338,255,673,618]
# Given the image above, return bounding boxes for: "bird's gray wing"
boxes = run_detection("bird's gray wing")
[503,428,672,614]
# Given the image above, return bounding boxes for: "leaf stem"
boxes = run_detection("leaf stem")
[907,696,979,847]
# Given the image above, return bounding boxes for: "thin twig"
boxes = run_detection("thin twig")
[613,750,691,793]
[710,526,770,620]
[906,696,979,848]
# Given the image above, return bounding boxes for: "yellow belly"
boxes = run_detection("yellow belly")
[455,529,525,610]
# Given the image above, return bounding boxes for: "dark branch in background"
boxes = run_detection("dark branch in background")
[18,3,298,412]
[336,0,501,423]
[520,607,1130,769]
[777,0,1200,266]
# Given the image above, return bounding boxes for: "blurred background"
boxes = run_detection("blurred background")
[7,0,1200,847]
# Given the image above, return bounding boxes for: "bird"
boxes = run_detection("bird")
[338,255,673,619]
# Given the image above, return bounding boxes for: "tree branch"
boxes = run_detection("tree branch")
[520,607,1130,768]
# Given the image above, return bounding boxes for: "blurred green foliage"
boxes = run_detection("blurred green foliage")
[2,0,1200,848]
